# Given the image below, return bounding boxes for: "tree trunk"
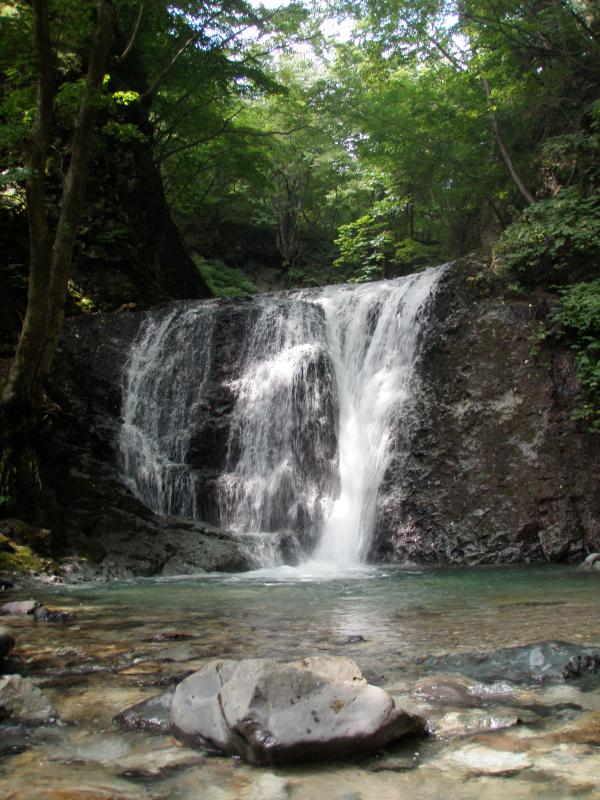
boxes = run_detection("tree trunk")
[39,0,116,382]
[0,0,116,501]
[1,0,54,419]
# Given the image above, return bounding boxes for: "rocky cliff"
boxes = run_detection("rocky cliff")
[15,256,599,578]
[372,257,600,564]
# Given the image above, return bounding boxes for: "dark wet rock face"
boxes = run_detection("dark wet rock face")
[32,256,599,575]
[416,641,600,685]
[19,304,259,579]
[371,258,600,565]
[170,657,425,764]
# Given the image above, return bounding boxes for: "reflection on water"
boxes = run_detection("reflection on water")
[1,565,600,799]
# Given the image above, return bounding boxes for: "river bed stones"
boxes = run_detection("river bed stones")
[170,656,425,764]
[445,744,533,776]
[0,600,40,616]
[114,745,205,779]
[416,641,600,685]
[0,675,57,723]
[114,689,175,733]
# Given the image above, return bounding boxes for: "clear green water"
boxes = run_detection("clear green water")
[2,565,600,799]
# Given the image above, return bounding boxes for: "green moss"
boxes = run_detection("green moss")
[193,256,257,298]
[67,280,97,314]
[0,532,49,572]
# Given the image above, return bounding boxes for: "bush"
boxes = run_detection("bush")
[551,279,600,431]
[334,210,441,284]
[494,189,600,286]
[193,257,257,298]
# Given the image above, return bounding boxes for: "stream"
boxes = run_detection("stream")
[2,564,600,799]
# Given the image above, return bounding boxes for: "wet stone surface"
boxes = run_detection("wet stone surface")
[1,565,600,799]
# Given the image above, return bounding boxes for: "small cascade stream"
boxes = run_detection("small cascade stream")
[119,266,446,564]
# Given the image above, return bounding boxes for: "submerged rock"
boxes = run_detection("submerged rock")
[113,688,175,733]
[114,745,205,779]
[428,709,522,739]
[0,675,57,723]
[0,600,40,616]
[0,723,32,755]
[416,641,600,685]
[33,605,75,623]
[171,656,425,764]
[578,553,600,572]
[412,674,516,707]
[445,744,532,776]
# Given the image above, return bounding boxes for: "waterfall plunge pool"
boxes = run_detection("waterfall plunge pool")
[2,565,600,799]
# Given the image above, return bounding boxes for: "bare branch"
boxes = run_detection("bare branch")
[116,3,144,63]
[481,77,535,206]
[142,31,200,99]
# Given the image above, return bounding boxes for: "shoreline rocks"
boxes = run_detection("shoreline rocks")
[578,553,600,572]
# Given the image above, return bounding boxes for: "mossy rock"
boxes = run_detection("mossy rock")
[0,533,49,572]
[0,519,51,550]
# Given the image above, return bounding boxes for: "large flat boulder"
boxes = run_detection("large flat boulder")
[171,656,425,764]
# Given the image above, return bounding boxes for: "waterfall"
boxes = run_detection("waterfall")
[118,266,445,565]
[217,298,338,540]
[119,304,214,517]
[313,268,444,564]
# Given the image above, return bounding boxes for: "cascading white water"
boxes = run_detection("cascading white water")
[217,298,338,538]
[119,305,214,517]
[118,266,445,567]
[313,267,445,564]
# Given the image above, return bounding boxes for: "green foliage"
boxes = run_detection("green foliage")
[194,257,257,298]
[551,280,600,431]
[394,238,441,267]
[334,196,441,283]
[494,190,600,285]
[334,214,390,282]
[101,120,146,142]
[67,281,96,313]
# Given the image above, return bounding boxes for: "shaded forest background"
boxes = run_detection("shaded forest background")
[0,0,599,512]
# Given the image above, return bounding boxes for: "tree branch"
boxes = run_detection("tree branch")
[116,3,144,63]
[481,76,535,206]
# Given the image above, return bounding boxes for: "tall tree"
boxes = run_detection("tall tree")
[0,0,302,501]
[1,0,116,497]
